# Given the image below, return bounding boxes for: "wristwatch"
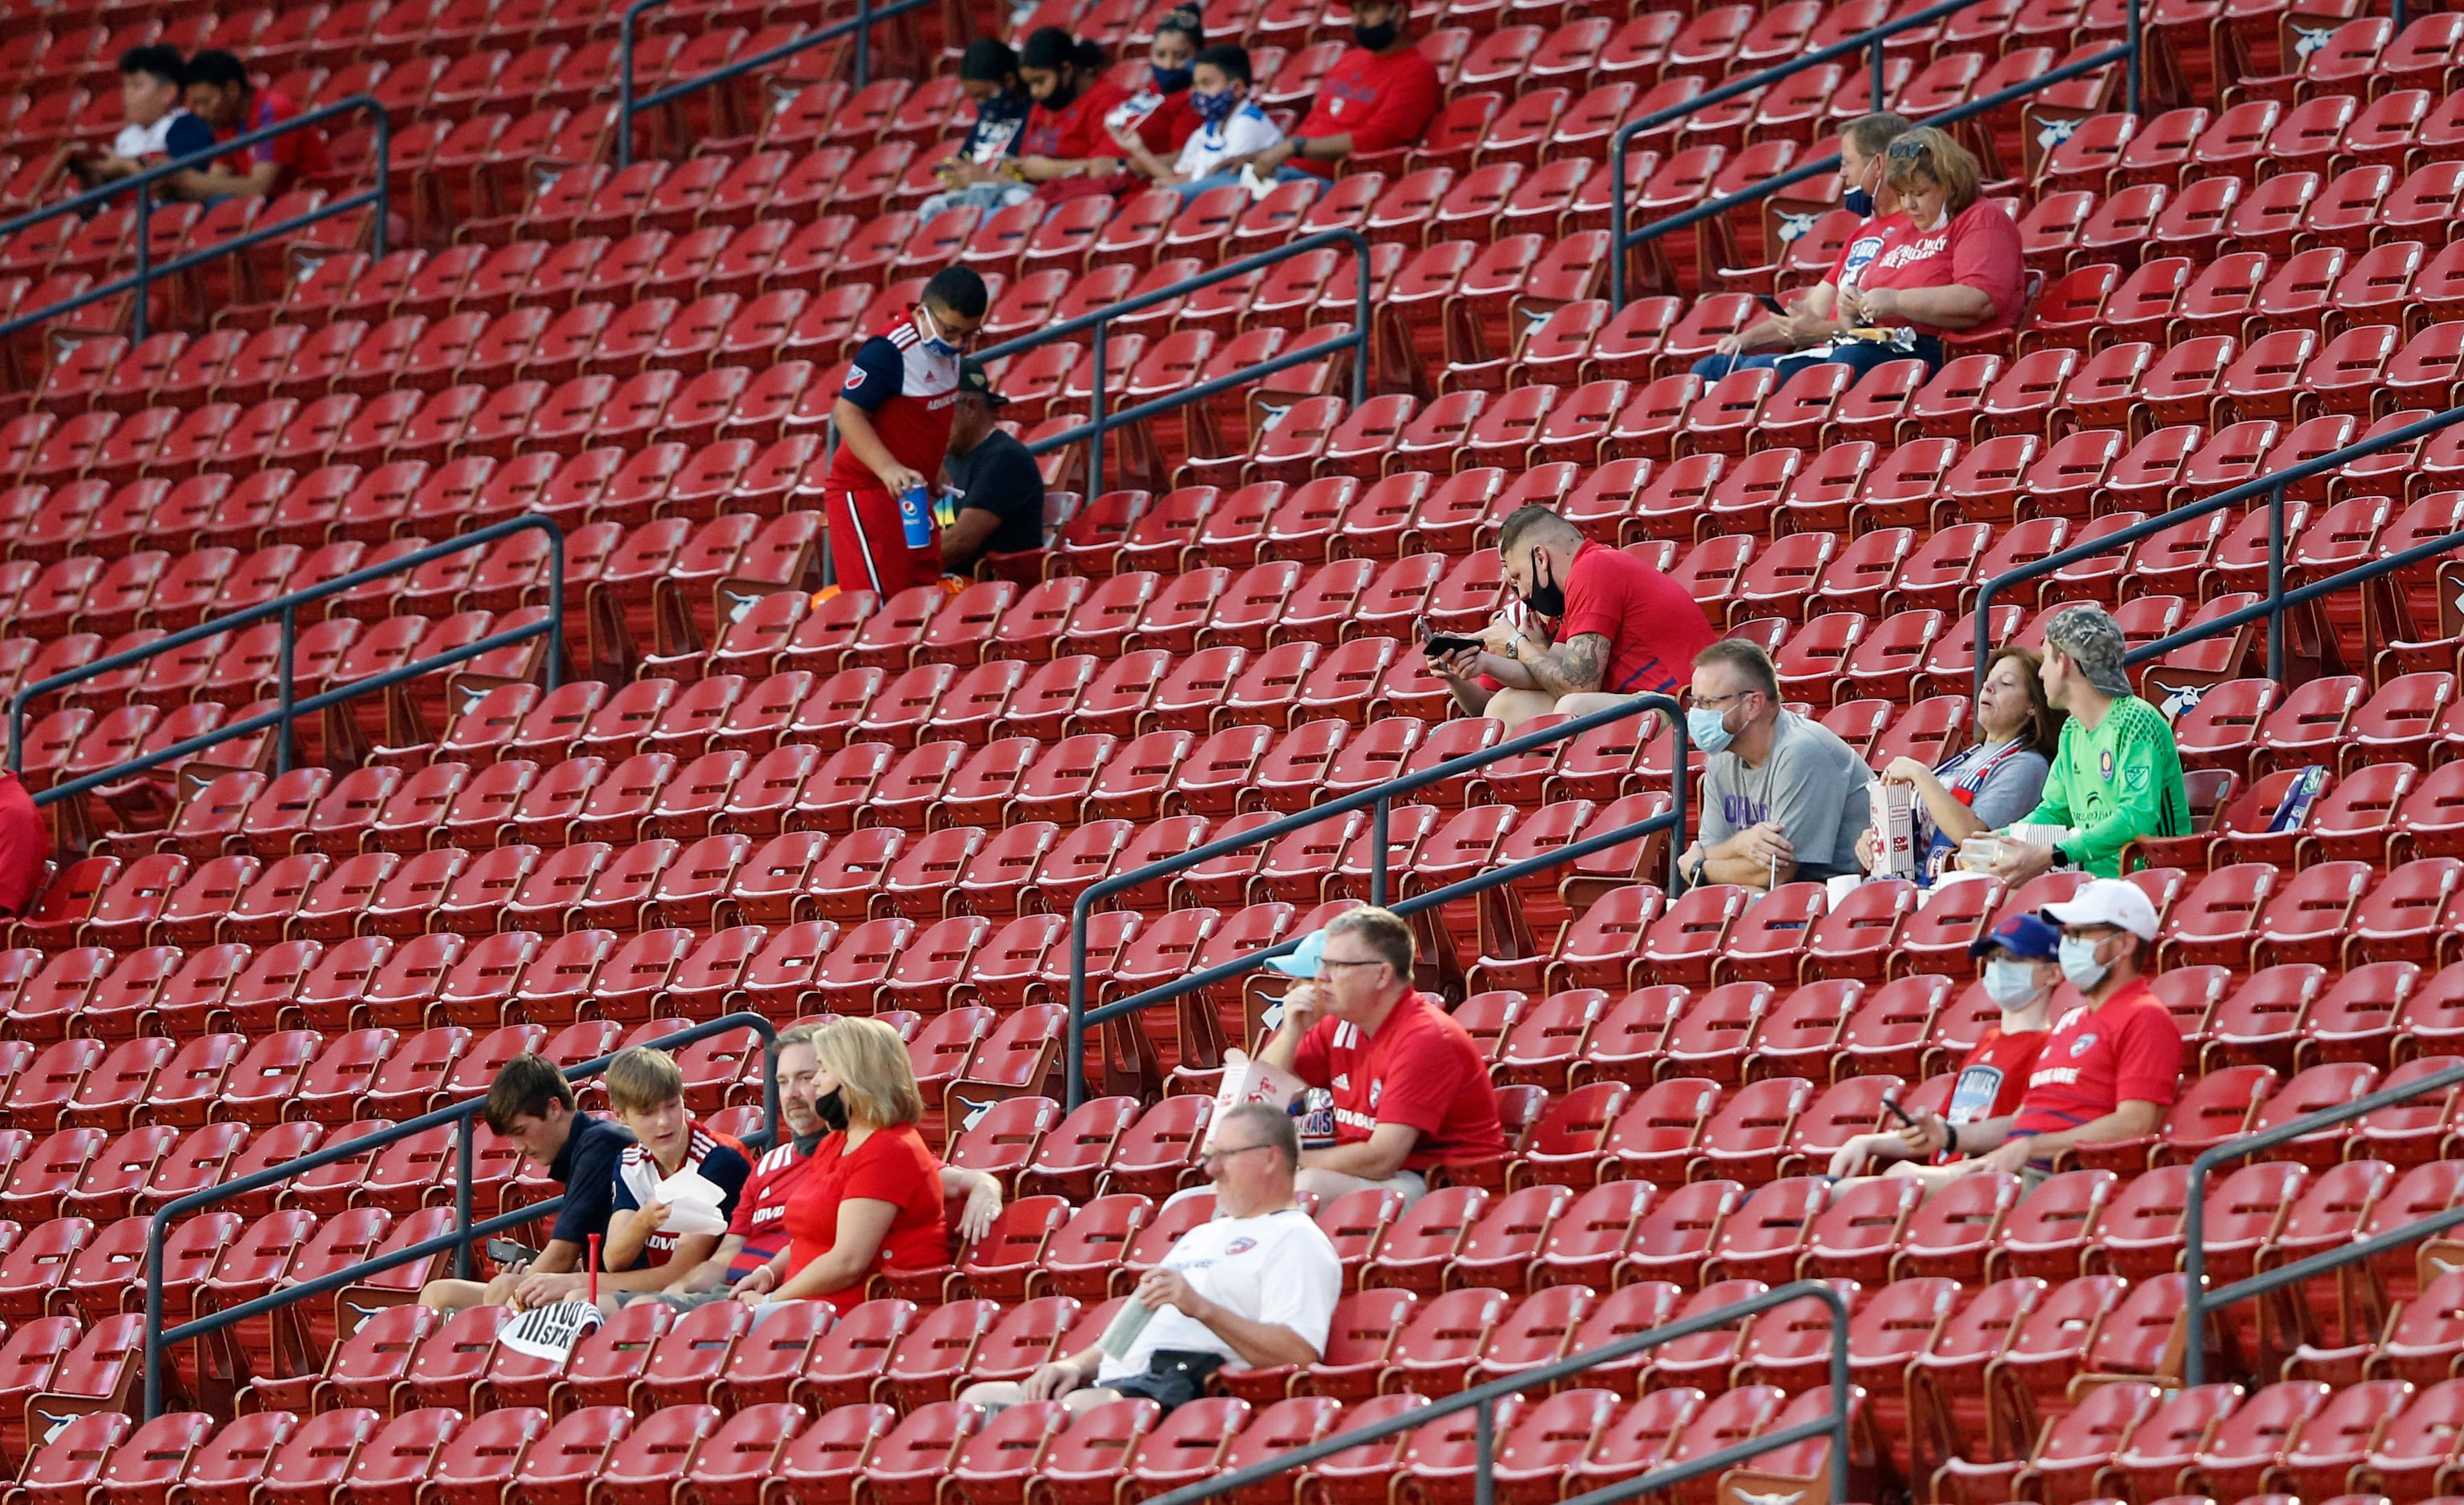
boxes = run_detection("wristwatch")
[1501,638,1518,662]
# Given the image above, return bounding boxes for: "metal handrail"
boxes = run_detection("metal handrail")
[0,95,390,343]
[617,0,938,167]
[979,228,1376,495]
[7,514,564,802]
[1607,10,2140,311]
[2183,1061,2464,1388]
[1973,401,2464,698]
[142,1011,781,1418]
[1141,1281,1852,1505]
[1063,692,1690,1107]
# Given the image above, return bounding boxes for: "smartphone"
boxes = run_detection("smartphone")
[486,1238,539,1268]
[1423,633,1486,656]
[1880,1095,1920,1129]
[1755,293,1788,315]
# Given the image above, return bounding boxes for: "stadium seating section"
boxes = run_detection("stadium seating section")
[4,0,2464,1502]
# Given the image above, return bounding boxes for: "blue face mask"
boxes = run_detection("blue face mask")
[1190,86,1238,123]
[1686,705,1735,756]
[1151,63,1193,92]
[1844,186,1873,217]
[917,305,967,358]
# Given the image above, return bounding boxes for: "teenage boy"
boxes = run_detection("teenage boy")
[418,1053,635,1312]
[511,1045,753,1309]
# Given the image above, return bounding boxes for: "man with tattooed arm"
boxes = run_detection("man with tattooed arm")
[1421,505,1715,732]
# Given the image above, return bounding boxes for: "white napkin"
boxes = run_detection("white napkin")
[656,1167,728,1236]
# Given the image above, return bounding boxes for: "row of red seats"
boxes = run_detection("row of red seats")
[2036,87,2464,200]
[26,1383,1842,1505]
[0,1012,777,1126]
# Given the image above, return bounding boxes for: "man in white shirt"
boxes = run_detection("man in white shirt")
[73,46,216,187]
[1110,44,1285,203]
[959,1103,1340,1414]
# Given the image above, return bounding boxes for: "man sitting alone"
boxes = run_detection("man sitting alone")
[1424,506,1715,731]
[958,1104,1339,1414]
[1256,906,1506,1206]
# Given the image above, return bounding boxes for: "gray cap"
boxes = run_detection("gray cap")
[2042,603,2133,698]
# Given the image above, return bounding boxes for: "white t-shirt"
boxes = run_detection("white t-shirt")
[1097,1206,1340,1382]
[111,111,191,160]
[1174,101,1283,184]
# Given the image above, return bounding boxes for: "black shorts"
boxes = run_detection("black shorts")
[1105,1350,1225,1412]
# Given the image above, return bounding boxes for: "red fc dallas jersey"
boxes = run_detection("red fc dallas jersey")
[824,314,963,494]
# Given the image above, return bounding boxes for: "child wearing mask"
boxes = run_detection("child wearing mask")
[1825,914,2056,1187]
[1112,42,1282,200]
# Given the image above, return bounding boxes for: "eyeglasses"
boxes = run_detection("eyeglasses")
[1199,1142,1277,1169]
[1685,690,1755,712]
[1885,138,1934,163]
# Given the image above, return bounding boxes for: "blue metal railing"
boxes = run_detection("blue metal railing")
[617,0,938,167]
[142,1011,779,1418]
[1973,402,2464,697]
[1607,0,2141,309]
[7,514,563,803]
[1063,692,1690,1107]
[2183,1061,2464,1387]
[978,228,1375,495]
[0,95,390,344]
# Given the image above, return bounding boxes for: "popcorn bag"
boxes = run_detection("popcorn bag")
[1870,781,1918,879]
[1202,1049,1308,1152]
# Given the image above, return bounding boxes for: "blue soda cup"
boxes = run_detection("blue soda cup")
[897,484,933,548]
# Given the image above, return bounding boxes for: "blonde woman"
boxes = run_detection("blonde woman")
[1828,125,2028,373]
[740,1018,950,1312]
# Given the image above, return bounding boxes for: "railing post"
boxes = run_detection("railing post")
[2265,482,2286,684]
[2126,0,2143,118]
[1669,708,1692,894]
[1474,1399,1495,1505]
[1609,128,1630,313]
[1066,891,1092,1111]
[545,515,566,693]
[618,6,639,170]
[1089,320,1108,498]
[372,105,391,260]
[1351,229,1371,406]
[854,0,873,88]
[454,1112,476,1281]
[276,600,297,777]
[1869,35,1886,111]
[132,180,151,343]
[1371,795,1390,908]
[142,1213,167,1418]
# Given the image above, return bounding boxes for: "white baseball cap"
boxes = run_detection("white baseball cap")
[2042,878,2160,942]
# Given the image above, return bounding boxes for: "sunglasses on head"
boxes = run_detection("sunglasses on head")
[1885,138,1934,163]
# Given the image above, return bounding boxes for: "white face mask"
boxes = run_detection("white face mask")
[2058,934,2111,992]
[1982,958,2039,1011]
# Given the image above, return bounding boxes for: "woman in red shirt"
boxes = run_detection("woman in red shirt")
[1832,125,2027,372]
[753,1018,947,1313]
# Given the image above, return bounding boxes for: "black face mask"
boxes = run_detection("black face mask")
[1040,73,1079,111]
[793,1125,826,1156]
[1523,552,1565,617]
[1353,15,1399,48]
[814,1087,849,1134]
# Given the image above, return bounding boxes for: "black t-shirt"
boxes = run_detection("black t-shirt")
[547,1112,636,1247]
[943,430,1045,558]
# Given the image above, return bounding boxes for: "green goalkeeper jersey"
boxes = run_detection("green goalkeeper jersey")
[2013,694,2191,878]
